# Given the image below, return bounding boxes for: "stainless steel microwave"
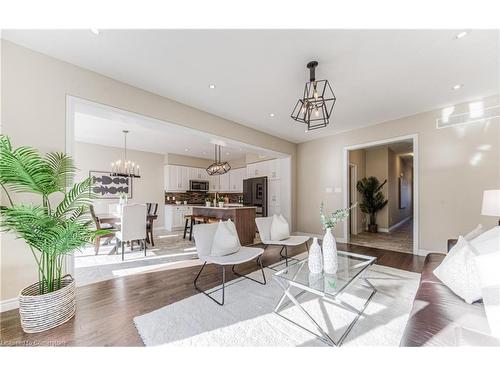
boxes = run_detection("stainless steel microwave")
[189,180,209,192]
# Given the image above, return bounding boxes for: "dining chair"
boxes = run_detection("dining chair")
[115,204,147,261]
[193,222,266,306]
[146,202,158,246]
[89,204,117,255]
[255,216,310,268]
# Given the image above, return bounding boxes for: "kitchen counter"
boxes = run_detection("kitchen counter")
[192,206,257,245]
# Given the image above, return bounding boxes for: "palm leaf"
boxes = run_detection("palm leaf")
[55,177,92,217]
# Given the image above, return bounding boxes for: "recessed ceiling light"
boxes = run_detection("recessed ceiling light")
[202,151,207,155]
[456,31,468,39]
[90,28,100,35]
[208,84,216,89]
[225,152,230,156]
[269,113,275,117]
[184,148,189,152]
[452,84,463,90]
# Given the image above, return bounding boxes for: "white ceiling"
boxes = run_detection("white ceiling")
[3,29,499,143]
[73,99,280,160]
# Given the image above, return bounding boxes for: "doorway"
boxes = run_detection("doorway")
[344,135,418,254]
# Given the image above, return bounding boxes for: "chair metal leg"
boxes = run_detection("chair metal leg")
[143,239,147,256]
[231,256,267,285]
[279,245,289,267]
[194,262,225,306]
[305,240,309,254]
[189,219,194,241]
[121,241,125,261]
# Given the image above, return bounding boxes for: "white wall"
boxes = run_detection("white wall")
[297,96,500,252]
[75,142,165,227]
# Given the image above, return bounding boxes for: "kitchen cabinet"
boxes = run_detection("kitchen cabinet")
[208,174,220,192]
[189,167,206,181]
[165,165,195,192]
[246,160,269,178]
[219,172,230,192]
[229,168,246,192]
[165,205,193,231]
[268,179,281,216]
[267,159,280,180]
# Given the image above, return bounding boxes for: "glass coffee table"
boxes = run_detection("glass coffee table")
[273,251,377,346]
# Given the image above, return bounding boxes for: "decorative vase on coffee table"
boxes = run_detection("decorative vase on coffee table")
[322,228,338,274]
[308,237,323,274]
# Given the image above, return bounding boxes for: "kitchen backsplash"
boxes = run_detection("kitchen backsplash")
[165,191,243,204]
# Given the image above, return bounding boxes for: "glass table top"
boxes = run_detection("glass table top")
[273,251,377,298]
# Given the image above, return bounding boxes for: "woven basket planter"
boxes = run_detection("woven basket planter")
[19,274,76,333]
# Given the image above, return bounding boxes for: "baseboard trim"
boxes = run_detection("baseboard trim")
[0,297,18,313]
[388,217,412,233]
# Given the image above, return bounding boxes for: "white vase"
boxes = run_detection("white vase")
[308,237,323,274]
[322,228,338,274]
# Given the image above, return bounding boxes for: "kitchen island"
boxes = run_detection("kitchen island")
[192,206,257,245]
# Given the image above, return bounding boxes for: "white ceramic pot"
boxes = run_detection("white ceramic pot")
[218,202,224,207]
[322,228,338,274]
[308,237,323,274]
[205,202,211,207]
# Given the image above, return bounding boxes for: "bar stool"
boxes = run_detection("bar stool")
[183,215,198,241]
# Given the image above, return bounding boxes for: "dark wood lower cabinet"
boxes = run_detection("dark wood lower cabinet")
[0,242,425,347]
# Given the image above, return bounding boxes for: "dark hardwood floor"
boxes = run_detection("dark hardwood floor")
[0,242,426,346]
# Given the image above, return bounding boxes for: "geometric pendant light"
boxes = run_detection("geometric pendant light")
[291,61,336,131]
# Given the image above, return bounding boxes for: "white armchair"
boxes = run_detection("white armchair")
[193,222,266,306]
[255,216,310,267]
[115,204,147,261]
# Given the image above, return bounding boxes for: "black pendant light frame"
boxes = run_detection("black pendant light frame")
[206,145,231,176]
[291,61,336,131]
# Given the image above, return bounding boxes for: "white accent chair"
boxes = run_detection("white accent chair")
[115,204,147,261]
[255,216,310,267]
[193,222,266,306]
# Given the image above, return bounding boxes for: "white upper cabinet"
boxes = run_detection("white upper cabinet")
[219,172,231,192]
[165,165,193,192]
[228,168,246,192]
[267,159,280,180]
[246,161,269,178]
[189,167,206,180]
[208,174,220,192]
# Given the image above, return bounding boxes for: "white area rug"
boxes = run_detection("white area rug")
[134,260,420,346]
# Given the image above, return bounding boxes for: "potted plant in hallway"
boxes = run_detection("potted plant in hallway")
[217,196,225,207]
[356,176,388,233]
[0,135,107,333]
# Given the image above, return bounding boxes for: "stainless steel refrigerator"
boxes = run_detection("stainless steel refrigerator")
[243,176,268,217]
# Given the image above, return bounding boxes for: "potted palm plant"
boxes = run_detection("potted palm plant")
[0,135,107,333]
[356,176,388,233]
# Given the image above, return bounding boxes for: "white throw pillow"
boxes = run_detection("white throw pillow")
[433,236,482,304]
[211,220,240,257]
[474,229,500,338]
[270,214,290,241]
[471,226,500,256]
[464,224,485,241]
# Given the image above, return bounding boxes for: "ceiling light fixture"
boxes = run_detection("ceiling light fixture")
[208,84,216,89]
[270,113,275,117]
[111,130,140,178]
[452,84,463,90]
[206,145,231,176]
[90,28,100,35]
[456,31,468,39]
[291,61,336,131]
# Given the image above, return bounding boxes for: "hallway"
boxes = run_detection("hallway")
[349,218,413,254]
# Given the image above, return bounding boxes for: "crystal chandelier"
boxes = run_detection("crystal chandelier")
[111,130,140,178]
[206,145,231,176]
[291,61,336,131]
